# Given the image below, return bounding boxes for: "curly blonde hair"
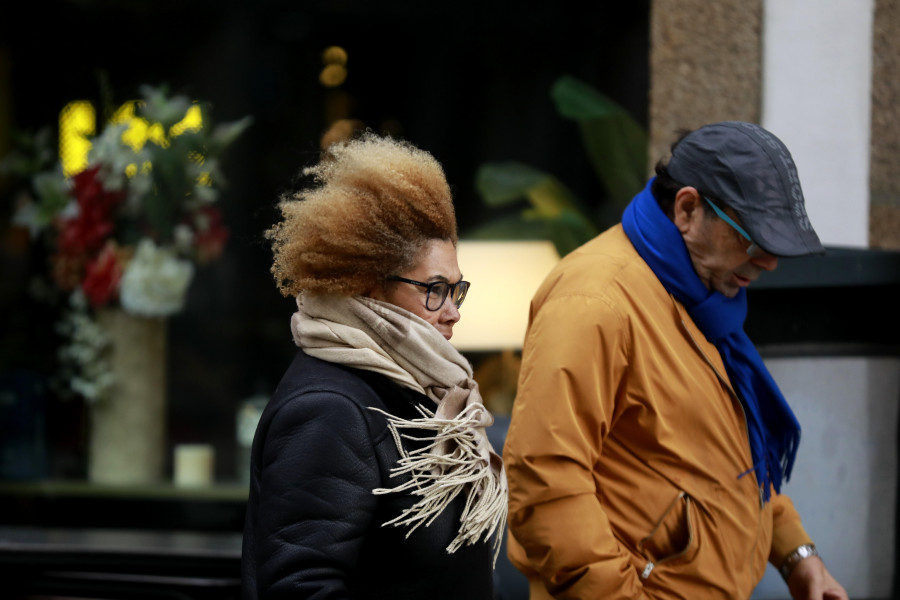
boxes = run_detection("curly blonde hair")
[266,132,458,297]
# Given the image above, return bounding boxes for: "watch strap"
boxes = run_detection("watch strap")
[779,543,819,581]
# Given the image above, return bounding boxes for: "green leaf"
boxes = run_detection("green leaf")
[209,116,254,154]
[552,75,626,120]
[463,215,553,241]
[463,206,598,258]
[476,161,579,213]
[0,127,57,178]
[551,75,647,208]
[475,161,546,207]
[32,170,71,224]
[472,160,600,256]
[138,85,193,130]
[469,76,648,256]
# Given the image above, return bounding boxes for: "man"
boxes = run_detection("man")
[503,122,848,599]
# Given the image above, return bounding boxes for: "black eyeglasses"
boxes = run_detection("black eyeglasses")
[387,276,470,311]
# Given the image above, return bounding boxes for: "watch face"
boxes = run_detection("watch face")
[798,546,812,558]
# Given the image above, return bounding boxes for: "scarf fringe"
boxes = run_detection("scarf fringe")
[370,403,508,566]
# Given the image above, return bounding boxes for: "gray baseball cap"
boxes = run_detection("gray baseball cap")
[666,121,824,257]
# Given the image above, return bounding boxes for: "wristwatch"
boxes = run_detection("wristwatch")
[779,543,819,581]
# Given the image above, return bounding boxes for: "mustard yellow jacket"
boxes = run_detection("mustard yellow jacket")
[504,225,812,599]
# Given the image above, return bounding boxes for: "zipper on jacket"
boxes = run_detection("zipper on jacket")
[671,295,772,583]
[637,491,695,580]
[673,297,764,510]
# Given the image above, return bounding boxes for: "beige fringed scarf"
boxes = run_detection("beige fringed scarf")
[290,293,508,563]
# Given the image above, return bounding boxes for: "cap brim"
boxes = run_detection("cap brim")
[742,207,825,257]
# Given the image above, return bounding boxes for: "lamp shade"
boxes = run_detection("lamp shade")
[451,240,560,351]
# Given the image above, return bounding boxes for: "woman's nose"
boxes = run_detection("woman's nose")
[443,302,461,324]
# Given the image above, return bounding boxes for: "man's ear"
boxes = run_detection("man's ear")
[672,187,703,234]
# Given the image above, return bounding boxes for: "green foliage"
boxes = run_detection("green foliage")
[116,85,254,246]
[469,162,599,257]
[0,127,68,234]
[465,75,647,256]
[552,75,647,207]
[0,127,57,180]
[30,171,71,228]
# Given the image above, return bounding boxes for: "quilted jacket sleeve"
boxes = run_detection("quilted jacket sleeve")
[252,389,381,599]
[504,293,651,599]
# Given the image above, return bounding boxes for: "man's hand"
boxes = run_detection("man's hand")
[786,556,848,600]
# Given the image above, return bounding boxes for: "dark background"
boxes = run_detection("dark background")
[0,0,651,481]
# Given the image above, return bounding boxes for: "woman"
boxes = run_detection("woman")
[241,132,507,600]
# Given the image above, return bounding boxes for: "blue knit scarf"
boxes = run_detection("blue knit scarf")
[621,179,800,501]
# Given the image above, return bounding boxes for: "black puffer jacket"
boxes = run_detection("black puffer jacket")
[241,350,496,599]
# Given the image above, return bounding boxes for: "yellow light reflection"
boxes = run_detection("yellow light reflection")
[320,46,348,88]
[112,102,148,151]
[170,105,203,136]
[319,64,347,87]
[59,101,96,177]
[58,100,205,178]
[322,46,348,66]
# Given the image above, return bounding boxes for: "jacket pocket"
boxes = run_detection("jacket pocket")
[636,491,696,579]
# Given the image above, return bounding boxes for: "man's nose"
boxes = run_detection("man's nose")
[750,251,779,271]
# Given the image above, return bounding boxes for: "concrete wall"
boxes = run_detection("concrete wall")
[753,357,899,598]
[762,0,873,249]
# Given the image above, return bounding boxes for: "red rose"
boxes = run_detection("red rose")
[81,242,125,308]
[57,166,125,255]
[72,166,122,215]
[56,212,115,256]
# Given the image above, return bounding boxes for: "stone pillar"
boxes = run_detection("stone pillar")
[648,0,763,165]
[870,0,900,250]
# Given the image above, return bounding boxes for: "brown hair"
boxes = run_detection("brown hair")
[651,128,692,218]
[266,132,457,297]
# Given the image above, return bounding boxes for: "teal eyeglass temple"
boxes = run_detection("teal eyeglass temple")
[702,196,766,257]
[702,196,752,242]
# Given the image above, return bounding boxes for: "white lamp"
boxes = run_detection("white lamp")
[452,240,561,413]
[452,240,560,351]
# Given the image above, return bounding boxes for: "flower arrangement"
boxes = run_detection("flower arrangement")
[20,85,250,315]
[10,85,251,401]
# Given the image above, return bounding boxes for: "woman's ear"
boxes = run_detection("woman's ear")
[366,280,389,302]
[672,187,703,234]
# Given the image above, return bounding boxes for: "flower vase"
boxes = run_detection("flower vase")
[88,308,168,485]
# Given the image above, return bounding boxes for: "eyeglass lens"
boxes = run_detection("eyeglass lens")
[426,280,469,311]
